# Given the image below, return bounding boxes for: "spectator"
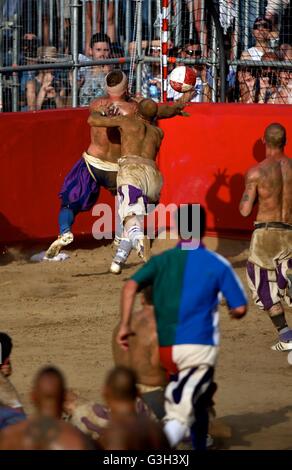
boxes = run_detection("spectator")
[241,17,273,61]
[84,0,116,56]
[19,33,39,111]
[256,51,279,103]
[100,415,170,450]
[31,366,66,419]
[79,33,112,106]
[265,0,291,45]
[141,40,162,102]
[26,46,68,110]
[0,413,95,449]
[167,41,211,103]
[117,204,247,449]
[0,333,23,413]
[269,44,292,103]
[99,366,169,450]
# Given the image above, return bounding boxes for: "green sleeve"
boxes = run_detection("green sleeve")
[131,256,158,287]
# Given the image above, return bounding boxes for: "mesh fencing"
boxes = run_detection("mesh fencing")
[0,0,291,111]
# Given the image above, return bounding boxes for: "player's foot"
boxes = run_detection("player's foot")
[113,235,122,247]
[110,260,122,274]
[45,232,74,259]
[272,329,292,351]
[135,236,151,262]
[110,243,131,274]
[271,341,292,352]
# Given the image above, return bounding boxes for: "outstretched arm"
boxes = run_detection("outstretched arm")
[88,112,127,128]
[239,169,258,217]
[157,90,194,119]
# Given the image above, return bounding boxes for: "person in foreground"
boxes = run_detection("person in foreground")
[117,204,248,449]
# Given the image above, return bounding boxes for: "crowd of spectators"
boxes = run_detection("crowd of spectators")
[0,1,291,110]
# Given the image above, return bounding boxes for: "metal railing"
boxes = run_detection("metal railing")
[0,0,291,111]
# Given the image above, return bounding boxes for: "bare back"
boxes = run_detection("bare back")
[250,156,292,223]
[87,97,138,162]
[118,118,164,161]
[112,306,166,387]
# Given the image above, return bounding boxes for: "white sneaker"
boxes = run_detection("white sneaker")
[45,232,74,259]
[271,341,292,352]
[110,261,122,274]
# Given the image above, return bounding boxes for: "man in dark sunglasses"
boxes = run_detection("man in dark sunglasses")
[241,16,272,62]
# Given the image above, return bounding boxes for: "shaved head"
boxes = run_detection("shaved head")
[104,366,138,401]
[138,99,158,120]
[264,123,286,149]
[106,70,128,96]
[32,366,66,418]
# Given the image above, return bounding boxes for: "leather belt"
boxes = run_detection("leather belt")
[254,222,292,230]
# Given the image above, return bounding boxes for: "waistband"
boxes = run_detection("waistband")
[118,155,158,169]
[137,383,165,394]
[254,221,292,230]
[83,152,119,172]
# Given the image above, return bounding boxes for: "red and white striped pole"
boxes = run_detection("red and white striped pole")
[161,0,169,102]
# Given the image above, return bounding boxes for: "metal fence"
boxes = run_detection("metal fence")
[0,0,291,112]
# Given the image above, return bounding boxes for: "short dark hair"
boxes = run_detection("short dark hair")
[253,16,272,31]
[105,366,138,401]
[0,333,12,364]
[34,366,66,390]
[264,123,286,149]
[90,33,111,48]
[176,204,206,239]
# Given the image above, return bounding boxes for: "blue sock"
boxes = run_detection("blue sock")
[58,207,75,235]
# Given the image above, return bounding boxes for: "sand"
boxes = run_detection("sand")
[1,236,292,450]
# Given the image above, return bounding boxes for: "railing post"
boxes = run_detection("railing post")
[71,0,79,108]
[135,0,143,96]
[12,14,19,112]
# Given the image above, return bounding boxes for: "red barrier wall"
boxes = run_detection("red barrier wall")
[1,104,292,244]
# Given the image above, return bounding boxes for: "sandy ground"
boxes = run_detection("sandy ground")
[1,235,292,450]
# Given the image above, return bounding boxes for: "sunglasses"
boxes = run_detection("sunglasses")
[185,49,202,57]
[150,47,161,53]
[253,22,270,30]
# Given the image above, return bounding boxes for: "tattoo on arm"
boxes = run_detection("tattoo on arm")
[241,194,249,203]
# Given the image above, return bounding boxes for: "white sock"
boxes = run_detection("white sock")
[164,420,188,448]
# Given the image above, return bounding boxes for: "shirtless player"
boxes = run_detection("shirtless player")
[45,70,137,259]
[112,287,167,419]
[88,99,188,273]
[240,123,292,351]
[46,71,192,261]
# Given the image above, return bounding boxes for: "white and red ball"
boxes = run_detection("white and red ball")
[169,65,197,93]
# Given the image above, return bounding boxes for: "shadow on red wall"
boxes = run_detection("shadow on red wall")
[1,104,292,245]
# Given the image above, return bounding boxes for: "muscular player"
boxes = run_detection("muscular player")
[88,99,190,273]
[46,71,192,260]
[45,70,138,259]
[240,123,292,350]
[112,287,167,419]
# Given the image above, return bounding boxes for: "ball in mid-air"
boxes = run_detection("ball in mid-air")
[169,65,197,93]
